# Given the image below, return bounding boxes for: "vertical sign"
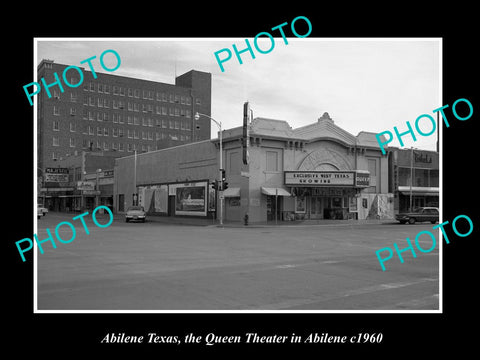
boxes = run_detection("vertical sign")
[242,101,250,165]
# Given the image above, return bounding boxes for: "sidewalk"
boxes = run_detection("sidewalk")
[116,213,397,228]
[45,211,397,228]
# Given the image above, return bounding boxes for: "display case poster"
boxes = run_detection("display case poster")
[175,185,206,216]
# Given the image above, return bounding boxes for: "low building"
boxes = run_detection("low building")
[114,112,394,223]
[388,148,439,213]
[39,150,119,212]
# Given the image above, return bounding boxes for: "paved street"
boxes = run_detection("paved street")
[36,212,439,311]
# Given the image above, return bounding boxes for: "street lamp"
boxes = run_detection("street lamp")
[96,168,102,208]
[195,112,223,226]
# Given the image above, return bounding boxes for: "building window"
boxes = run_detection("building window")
[103,142,108,150]
[119,143,125,151]
[128,143,133,152]
[53,106,60,116]
[134,89,140,98]
[127,116,133,125]
[98,98,103,107]
[196,98,201,105]
[175,108,180,117]
[128,102,133,111]
[97,127,102,136]
[119,114,124,124]
[162,119,167,128]
[266,151,278,172]
[70,123,75,132]
[113,128,118,137]
[70,138,75,147]
[148,132,153,140]
[98,83,103,93]
[53,121,59,131]
[134,103,139,112]
[162,106,167,115]
[70,93,77,102]
[104,85,110,94]
[186,97,191,105]
[90,82,95,92]
[128,88,133,97]
[88,126,94,135]
[119,128,124,138]
[142,117,147,126]
[70,108,76,116]
[104,128,109,136]
[52,151,58,160]
[134,130,139,139]
[53,137,59,146]
[112,142,118,150]
[134,116,140,125]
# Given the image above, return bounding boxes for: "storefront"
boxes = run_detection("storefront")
[388,148,439,213]
[136,180,214,218]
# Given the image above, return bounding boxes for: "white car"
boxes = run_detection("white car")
[125,206,146,223]
[37,205,48,219]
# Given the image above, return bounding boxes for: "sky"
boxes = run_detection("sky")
[36,38,441,151]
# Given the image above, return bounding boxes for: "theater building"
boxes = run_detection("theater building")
[114,112,394,222]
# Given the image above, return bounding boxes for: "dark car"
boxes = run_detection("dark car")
[395,207,439,224]
[125,206,146,223]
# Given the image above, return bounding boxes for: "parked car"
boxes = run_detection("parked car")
[125,206,146,223]
[395,207,439,224]
[37,205,48,219]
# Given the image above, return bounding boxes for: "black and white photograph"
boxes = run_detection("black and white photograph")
[7,7,478,356]
[32,37,441,312]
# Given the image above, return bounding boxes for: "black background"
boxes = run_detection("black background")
[6,4,478,356]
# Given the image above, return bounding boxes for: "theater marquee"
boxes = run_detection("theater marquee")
[284,171,370,187]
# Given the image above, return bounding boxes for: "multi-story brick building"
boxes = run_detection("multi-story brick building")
[37,59,212,171]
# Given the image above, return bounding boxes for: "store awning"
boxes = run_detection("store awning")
[261,187,291,196]
[223,187,241,197]
[398,186,439,196]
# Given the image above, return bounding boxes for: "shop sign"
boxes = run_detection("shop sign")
[285,171,355,186]
[45,168,69,183]
[355,171,370,187]
[77,181,96,191]
[82,190,101,195]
